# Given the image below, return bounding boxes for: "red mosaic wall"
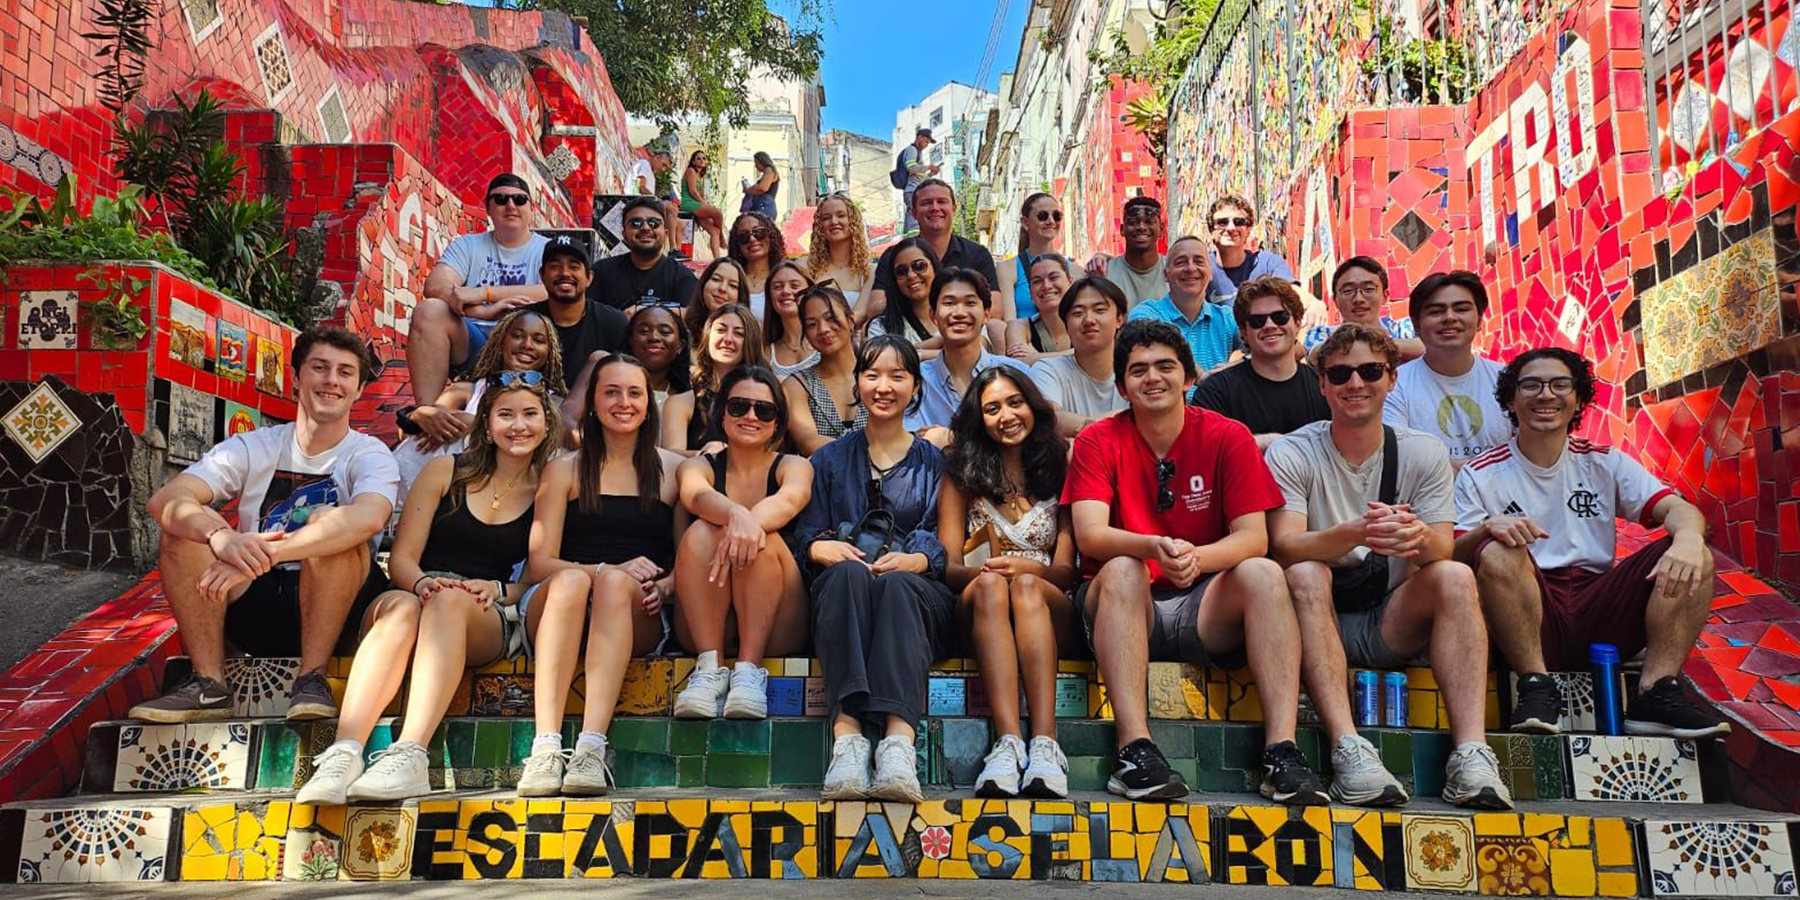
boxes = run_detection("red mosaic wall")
[1075,76,1164,259]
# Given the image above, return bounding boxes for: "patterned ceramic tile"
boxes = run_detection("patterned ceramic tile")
[16,808,170,883]
[178,0,222,43]
[251,23,294,105]
[4,380,80,463]
[1645,820,1798,897]
[317,87,351,144]
[165,381,215,465]
[224,657,299,716]
[283,804,344,882]
[112,722,251,792]
[217,319,248,381]
[338,807,414,880]
[1402,814,1475,892]
[1567,735,1702,803]
[167,298,207,368]
[17,290,77,349]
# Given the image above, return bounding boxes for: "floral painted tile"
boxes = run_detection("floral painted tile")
[1567,735,1702,803]
[113,722,252,792]
[283,804,344,882]
[338,807,414,880]
[224,657,300,717]
[1475,834,1551,896]
[16,808,170,883]
[1645,820,1797,896]
[3,380,80,464]
[1403,814,1475,892]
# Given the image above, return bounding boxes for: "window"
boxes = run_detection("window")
[930,107,943,127]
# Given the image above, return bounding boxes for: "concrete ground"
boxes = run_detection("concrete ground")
[0,550,137,672]
[10,882,1364,899]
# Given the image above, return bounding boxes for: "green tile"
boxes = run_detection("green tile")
[1530,734,1566,799]
[561,719,580,747]
[769,720,827,786]
[1411,730,1452,797]
[704,752,771,788]
[1377,730,1413,776]
[1222,724,1263,770]
[670,720,710,756]
[709,719,770,753]
[1067,756,1111,793]
[1293,727,1325,770]
[1148,722,1196,759]
[1194,724,1224,769]
[1194,760,1253,793]
[447,720,476,767]
[1057,720,1114,758]
[508,721,534,764]
[677,756,705,788]
[609,718,670,754]
[1169,757,1200,788]
[473,721,507,767]
[611,749,678,787]
[253,724,298,789]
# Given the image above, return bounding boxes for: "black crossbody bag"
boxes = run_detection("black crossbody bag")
[1330,426,1399,613]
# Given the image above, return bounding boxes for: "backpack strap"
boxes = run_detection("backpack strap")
[1378,426,1399,507]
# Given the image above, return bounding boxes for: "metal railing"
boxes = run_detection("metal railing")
[1640,0,1789,194]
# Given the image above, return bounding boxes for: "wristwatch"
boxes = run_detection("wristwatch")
[397,405,422,436]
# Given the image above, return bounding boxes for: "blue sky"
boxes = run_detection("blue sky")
[815,1,1030,139]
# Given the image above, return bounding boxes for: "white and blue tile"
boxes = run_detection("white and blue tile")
[1567,734,1702,803]
[223,657,300,717]
[16,808,169,883]
[1645,820,1796,896]
[112,722,251,792]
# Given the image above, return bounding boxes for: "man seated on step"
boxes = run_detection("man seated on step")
[1266,324,1511,810]
[1454,347,1729,739]
[1382,270,1511,469]
[1301,256,1424,363]
[1064,319,1326,805]
[131,326,399,723]
[406,173,551,410]
[1190,275,1329,449]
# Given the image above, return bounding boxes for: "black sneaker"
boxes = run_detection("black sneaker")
[1259,740,1329,806]
[1510,672,1563,734]
[286,670,338,721]
[127,675,234,723]
[1627,676,1732,739]
[1107,737,1189,801]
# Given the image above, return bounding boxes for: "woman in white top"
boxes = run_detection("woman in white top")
[937,367,1077,800]
[804,193,875,306]
[1002,252,1076,365]
[728,212,784,319]
[762,260,820,379]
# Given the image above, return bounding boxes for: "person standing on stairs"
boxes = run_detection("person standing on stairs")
[133,327,398,724]
[1454,347,1730,740]
[1266,324,1511,811]
[297,373,560,804]
[741,151,780,219]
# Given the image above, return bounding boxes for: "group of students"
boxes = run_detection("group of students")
[127,173,1730,814]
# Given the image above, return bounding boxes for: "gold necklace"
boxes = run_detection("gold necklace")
[489,468,526,512]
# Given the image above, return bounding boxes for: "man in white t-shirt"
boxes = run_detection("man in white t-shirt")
[1453,347,1727,740]
[1382,270,1511,467]
[1030,274,1126,436]
[1267,324,1508,810]
[407,173,551,408]
[131,327,400,724]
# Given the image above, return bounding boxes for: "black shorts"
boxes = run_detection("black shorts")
[222,556,387,657]
[1074,572,1247,669]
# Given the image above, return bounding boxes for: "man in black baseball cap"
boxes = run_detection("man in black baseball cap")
[901,128,941,234]
[523,235,627,424]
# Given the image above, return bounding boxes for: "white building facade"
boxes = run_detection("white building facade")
[891,81,997,226]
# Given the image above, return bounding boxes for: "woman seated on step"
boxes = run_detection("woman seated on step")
[670,366,814,720]
[937,367,1078,799]
[517,353,687,797]
[784,285,866,454]
[761,260,819,379]
[296,370,561,804]
[392,308,567,503]
[794,335,956,803]
[662,303,768,455]
[683,257,750,343]
[625,304,691,411]
[802,193,876,308]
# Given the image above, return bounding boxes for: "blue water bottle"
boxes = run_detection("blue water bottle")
[1590,643,1623,735]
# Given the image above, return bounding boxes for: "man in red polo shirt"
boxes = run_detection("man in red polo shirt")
[1064,319,1325,805]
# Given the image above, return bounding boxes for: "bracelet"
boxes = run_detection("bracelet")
[494,580,505,597]
[205,525,230,543]
[485,286,493,304]
[412,574,433,594]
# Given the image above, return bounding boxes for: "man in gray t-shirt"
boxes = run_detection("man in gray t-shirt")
[1264,323,1509,811]
[900,128,940,233]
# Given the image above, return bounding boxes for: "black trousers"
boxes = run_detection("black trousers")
[810,562,956,728]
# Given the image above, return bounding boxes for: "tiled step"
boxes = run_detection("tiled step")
[3,789,1796,893]
[81,716,1722,806]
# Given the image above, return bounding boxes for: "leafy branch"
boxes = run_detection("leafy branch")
[1088,0,1220,164]
[80,0,153,116]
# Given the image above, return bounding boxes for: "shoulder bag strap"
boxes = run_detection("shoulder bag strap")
[1378,425,1399,507]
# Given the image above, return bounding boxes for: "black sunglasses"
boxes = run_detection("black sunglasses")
[627,216,664,230]
[1323,362,1392,385]
[724,396,779,422]
[488,193,531,207]
[735,227,771,242]
[490,370,546,388]
[1212,216,1252,228]
[1245,310,1292,329]
[1033,210,1064,223]
[898,259,932,275]
[1123,208,1160,222]
[1155,458,1177,513]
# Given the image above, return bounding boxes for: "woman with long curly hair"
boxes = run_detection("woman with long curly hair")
[728,211,785,319]
[804,193,875,305]
[762,260,818,379]
[297,372,562,803]
[938,366,1077,799]
[663,303,768,453]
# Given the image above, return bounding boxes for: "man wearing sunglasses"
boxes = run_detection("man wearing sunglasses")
[589,196,697,312]
[1205,194,1291,302]
[867,179,998,324]
[1454,348,1726,740]
[1267,324,1510,810]
[1382,270,1511,468]
[409,173,551,409]
[1302,256,1424,362]
[1191,276,1329,448]
[1064,319,1322,804]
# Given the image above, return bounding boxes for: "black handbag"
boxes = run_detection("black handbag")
[1331,426,1400,613]
[836,508,898,560]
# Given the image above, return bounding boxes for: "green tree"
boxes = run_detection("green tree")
[527,0,828,130]
[1088,0,1220,164]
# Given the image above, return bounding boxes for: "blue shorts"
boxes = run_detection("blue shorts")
[460,317,499,367]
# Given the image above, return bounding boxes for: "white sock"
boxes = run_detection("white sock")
[330,738,363,757]
[735,660,762,673]
[575,731,607,755]
[695,649,720,671]
[532,733,563,755]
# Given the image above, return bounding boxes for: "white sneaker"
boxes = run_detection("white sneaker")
[1443,742,1514,810]
[674,652,729,719]
[563,738,613,796]
[1021,736,1069,798]
[1328,734,1409,806]
[722,662,769,719]
[822,733,872,800]
[868,735,923,803]
[295,743,364,805]
[974,735,1026,797]
[517,747,570,797]
[346,741,430,802]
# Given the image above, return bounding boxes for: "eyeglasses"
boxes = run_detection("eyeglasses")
[1336,283,1383,298]
[1212,216,1252,228]
[627,216,664,230]
[1033,210,1064,223]
[1323,363,1391,385]
[898,259,932,275]
[1245,310,1292,329]
[724,396,779,422]
[490,370,546,388]
[1517,377,1576,396]
[735,227,771,242]
[1123,208,1160,222]
[487,193,531,207]
[1155,459,1177,513]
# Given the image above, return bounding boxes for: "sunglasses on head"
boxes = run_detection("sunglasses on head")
[736,227,771,242]
[1033,209,1064,223]
[1155,458,1177,513]
[1245,310,1292,329]
[1212,216,1252,228]
[627,216,664,230]
[488,193,531,207]
[724,396,779,422]
[490,370,546,388]
[1323,362,1391,385]
[898,259,932,275]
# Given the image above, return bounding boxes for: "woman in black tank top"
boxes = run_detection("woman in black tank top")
[520,354,687,797]
[670,366,814,720]
[297,377,560,806]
